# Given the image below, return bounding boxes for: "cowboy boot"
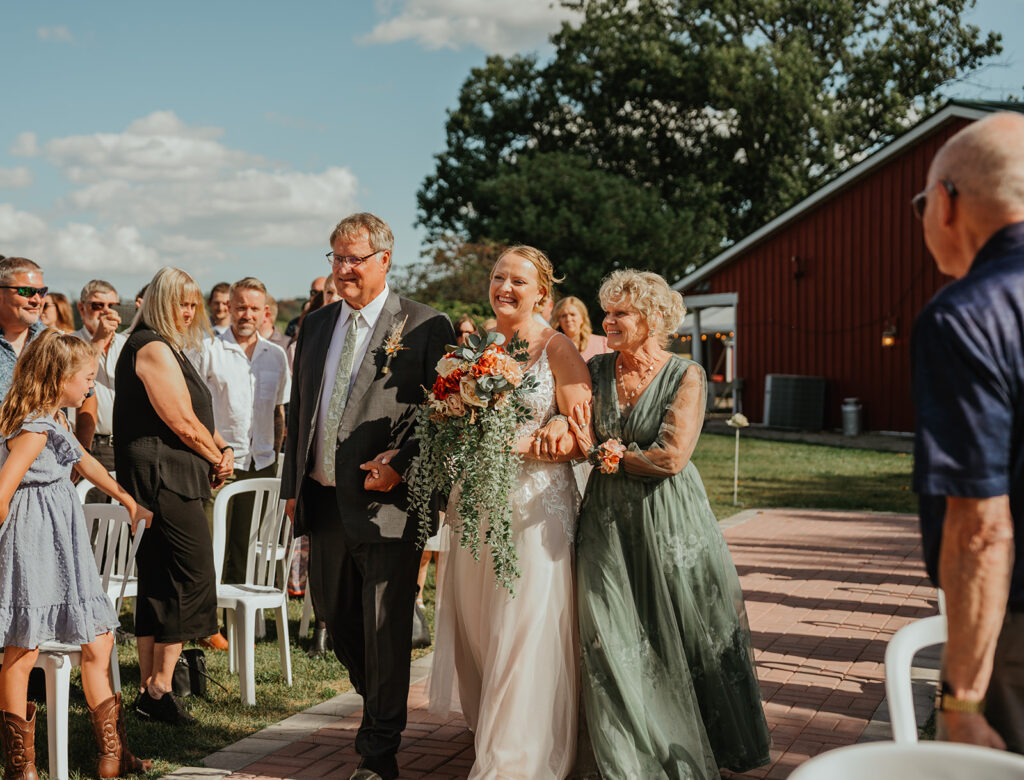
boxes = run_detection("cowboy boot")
[0,704,39,780]
[88,693,152,778]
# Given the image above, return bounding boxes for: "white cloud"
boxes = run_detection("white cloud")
[43,111,265,183]
[0,167,33,189]
[0,205,158,273]
[362,0,581,55]
[0,204,47,245]
[10,132,38,157]
[37,26,73,42]
[2,111,360,277]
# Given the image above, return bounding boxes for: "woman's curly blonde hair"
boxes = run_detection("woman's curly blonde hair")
[598,269,686,344]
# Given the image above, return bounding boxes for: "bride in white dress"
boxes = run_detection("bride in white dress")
[429,246,592,779]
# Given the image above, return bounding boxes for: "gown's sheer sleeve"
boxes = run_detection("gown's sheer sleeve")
[622,362,706,479]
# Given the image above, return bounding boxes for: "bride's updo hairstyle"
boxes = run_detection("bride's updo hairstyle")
[599,269,687,345]
[494,245,564,310]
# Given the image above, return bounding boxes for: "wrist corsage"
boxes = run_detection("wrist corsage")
[589,438,626,474]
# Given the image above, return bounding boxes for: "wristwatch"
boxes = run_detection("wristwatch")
[936,681,986,714]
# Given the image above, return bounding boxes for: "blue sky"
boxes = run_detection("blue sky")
[1,0,1022,300]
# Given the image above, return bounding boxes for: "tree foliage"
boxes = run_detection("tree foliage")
[415,0,1001,295]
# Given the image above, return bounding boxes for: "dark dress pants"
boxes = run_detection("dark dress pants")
[303,479,420,761]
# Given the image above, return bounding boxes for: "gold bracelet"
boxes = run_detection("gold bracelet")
[936,683,986,714]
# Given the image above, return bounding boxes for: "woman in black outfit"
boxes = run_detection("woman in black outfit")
[114,267,234,724]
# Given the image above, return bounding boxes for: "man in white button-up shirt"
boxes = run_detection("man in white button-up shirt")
[73,279,126,472]
[195,277,290,584]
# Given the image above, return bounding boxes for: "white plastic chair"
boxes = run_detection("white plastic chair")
[884,614,947,743]
[0,524,144,780]
[211,477,294,705]
[84,503,141,622]
[74,471,117,505]
[788,740,1024,779]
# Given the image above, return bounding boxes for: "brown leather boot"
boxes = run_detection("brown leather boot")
[0,704,39,780]
[87,693,152,778]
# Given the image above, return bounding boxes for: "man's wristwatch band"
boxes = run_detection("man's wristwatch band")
[936,681,986,713]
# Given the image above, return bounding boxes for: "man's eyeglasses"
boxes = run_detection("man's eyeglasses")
[0,285,48,298]
[88,301,118,312]
[912,180,958,220]
[325,250,384,267]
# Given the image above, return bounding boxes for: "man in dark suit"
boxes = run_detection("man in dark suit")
[282,213,454,780]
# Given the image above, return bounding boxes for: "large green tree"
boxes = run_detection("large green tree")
[416,0,1001,295]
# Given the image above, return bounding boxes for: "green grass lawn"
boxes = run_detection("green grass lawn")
[695,432,916,520]
[38,435,913,777]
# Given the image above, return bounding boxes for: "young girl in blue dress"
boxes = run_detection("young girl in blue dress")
[0,330,152,779]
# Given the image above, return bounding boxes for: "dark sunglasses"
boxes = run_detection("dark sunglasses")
[88,301,118,311]
[0,285,48,298]
[911,180,957,220]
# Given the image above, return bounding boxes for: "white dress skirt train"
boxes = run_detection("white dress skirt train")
[429,345,580,779]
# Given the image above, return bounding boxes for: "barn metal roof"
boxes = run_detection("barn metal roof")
[672,100,1021,292]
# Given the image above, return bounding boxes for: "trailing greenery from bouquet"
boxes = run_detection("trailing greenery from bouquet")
[410,331,536,593]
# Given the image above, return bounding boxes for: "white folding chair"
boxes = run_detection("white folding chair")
[0,523,144,780]
[211,477,294,705]
[788,740,1024,779]
[884,613,947,743]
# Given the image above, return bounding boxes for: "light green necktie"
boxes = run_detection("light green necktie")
[323,310,362,483]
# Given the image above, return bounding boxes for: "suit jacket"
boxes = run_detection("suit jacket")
[282,290,454,541]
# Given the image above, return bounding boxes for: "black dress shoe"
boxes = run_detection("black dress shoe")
[352,754,398,780]
[308,625,330,658]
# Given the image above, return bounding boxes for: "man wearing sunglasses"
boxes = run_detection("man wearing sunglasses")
[0,256,46,400]
[72,280,125,475]
[912,111,1024,754]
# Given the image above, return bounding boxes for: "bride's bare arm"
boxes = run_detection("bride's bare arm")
[518,334,592,462]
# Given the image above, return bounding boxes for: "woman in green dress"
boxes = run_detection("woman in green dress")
[569,270,770,779]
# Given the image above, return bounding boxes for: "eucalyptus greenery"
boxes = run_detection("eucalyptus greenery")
[410,331,536,593]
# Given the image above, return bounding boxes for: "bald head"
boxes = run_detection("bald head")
[923,112,1024,278]
[931,112,1024,219]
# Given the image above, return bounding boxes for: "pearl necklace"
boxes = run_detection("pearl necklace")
[616,355,658,408]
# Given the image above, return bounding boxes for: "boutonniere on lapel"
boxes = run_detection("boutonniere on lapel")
[380,315,409,375]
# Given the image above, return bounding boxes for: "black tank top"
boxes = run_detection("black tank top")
[113,323,215,504]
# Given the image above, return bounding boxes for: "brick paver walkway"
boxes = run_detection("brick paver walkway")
[198,508,936,780]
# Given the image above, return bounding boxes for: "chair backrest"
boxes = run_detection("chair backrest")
[83,503,134,590]
[883,614,947,743]
[76,471,118,505]
[788,740,1024,779]
[211,477,292,590]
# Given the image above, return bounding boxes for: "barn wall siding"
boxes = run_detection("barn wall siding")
[691,118,970,432]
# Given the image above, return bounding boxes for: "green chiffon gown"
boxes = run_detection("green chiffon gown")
[577,354,771,779]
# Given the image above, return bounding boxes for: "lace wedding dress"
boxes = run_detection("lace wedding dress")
[429,339,580,779]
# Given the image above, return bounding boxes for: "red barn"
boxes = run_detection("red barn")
[674,101,1018,433]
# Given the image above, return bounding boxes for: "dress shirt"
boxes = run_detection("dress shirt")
[311,284,390,486]
[72,327,126,437]
[195,329,291,471]
[913,221,1024,606]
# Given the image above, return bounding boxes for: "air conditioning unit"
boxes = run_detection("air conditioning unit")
[764,374,826,430]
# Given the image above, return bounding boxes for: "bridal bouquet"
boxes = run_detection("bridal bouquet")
[410,331,537,593]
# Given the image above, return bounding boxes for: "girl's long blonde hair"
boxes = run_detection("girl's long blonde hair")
[0,330,97,437]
